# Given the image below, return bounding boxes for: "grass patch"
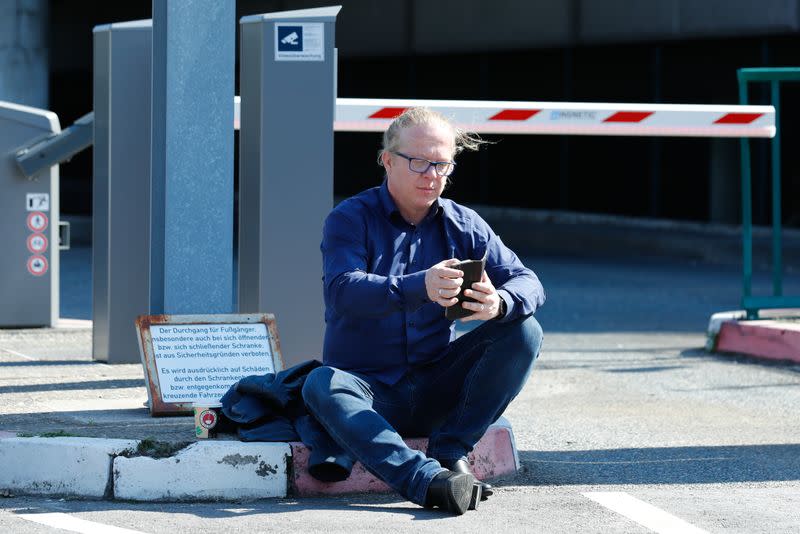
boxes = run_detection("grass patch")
[119,438,191,459]
[17,430,78,438]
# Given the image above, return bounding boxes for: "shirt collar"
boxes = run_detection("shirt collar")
[379,179,443,225]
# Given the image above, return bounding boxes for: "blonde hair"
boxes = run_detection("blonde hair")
[377,107,488,167]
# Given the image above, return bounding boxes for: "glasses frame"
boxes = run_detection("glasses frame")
[392,151,457,177]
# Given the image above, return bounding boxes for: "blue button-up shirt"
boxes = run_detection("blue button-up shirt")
[321,181,545,384]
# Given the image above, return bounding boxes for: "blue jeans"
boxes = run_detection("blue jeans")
[301,314,543,505]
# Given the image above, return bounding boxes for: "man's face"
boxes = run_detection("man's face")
[382,121,456,223]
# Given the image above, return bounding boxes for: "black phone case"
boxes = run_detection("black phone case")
[445,257,487,320]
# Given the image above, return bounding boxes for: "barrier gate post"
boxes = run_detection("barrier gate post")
[0,102,60,327]
[92,21,152,362]
[239,6,340,367]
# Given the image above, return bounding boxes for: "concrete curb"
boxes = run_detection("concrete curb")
[707,310,800,364]
[0,437,138,498]
[114,441,290,501]
[0,420,518,501]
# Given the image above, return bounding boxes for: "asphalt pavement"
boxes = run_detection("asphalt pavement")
[2,240,800,532]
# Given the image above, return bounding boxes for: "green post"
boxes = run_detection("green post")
[737,67,800,318]
[737,74,756,319]
[770,80,782,297]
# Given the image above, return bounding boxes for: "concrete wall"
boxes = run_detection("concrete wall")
[291,0,800,57]
[0,0,48,107]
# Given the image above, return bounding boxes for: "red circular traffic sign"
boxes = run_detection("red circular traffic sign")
[26,211,48,232]
[27,233,48,254]
[27,255,48,276]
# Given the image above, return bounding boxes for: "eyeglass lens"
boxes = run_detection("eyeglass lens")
[408,158,454,176]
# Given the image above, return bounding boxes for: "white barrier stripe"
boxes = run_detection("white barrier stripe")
[583,492,710,534]
[233,97,775,137]
[17,512,147,534]
[333,120,773,138]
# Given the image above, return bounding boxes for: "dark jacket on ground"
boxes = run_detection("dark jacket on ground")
[220,359,353,482]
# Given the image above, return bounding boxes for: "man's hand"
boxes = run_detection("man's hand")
[425,259,464,308]
[460,270,502,322]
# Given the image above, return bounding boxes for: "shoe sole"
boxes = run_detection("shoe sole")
[445,473,475,515]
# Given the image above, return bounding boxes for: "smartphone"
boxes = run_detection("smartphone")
[444,255,487,320]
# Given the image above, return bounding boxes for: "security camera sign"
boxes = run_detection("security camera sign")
[275,22,324,61]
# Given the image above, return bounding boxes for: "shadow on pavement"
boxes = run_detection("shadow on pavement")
[0,378,145,394]
[0,360,106,367]
[517,444,800,485]
[680,347,800,372]
[8,495,451,521]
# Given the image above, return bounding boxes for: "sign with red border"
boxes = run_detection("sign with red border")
[27,255,48,276]
[26,211,48,232]
[27,233,48,254]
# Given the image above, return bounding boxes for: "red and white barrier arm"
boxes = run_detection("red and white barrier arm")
[234,97,775,138]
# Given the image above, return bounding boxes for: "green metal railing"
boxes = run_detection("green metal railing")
[738,67,800,319]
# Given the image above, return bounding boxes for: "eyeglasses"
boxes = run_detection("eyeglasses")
[393,152,456,177]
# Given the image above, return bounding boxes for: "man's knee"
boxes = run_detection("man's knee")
[519,315,543,357]
[301,366,336,410]
[301,366,371,410]
[501,315,543,367]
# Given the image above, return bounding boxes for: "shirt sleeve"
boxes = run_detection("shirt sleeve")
[321,207,429,317]
[478,218,546,322]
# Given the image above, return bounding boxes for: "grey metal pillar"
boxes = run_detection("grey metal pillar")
[239,6,340,367]
[0,101,59,327]
[151,0,235,315]
[92,21,152,363]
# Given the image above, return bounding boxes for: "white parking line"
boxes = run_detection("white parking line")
[583,492,710,534]
[17,512,147,534]
[0,347,37,361]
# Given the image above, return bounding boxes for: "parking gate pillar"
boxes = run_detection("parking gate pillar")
[0,102,60,327]
[151,1,235,316]
[239,6,340,367]
[92,21,152,363]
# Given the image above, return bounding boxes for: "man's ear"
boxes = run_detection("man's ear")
[381,150,393,171]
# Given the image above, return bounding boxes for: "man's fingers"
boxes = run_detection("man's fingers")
[465,283,492,295]
[463,286,491,299]
[438,279,463,291]
[459,300,491,321]
[438,267,464,279]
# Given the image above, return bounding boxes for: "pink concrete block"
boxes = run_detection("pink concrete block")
[717,320,800,363]
[290,423,517,496]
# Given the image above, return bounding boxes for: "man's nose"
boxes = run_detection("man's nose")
[421,163,438,178]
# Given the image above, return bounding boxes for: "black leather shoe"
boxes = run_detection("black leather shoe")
[441,458,493,501]
[424,470,478,515]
